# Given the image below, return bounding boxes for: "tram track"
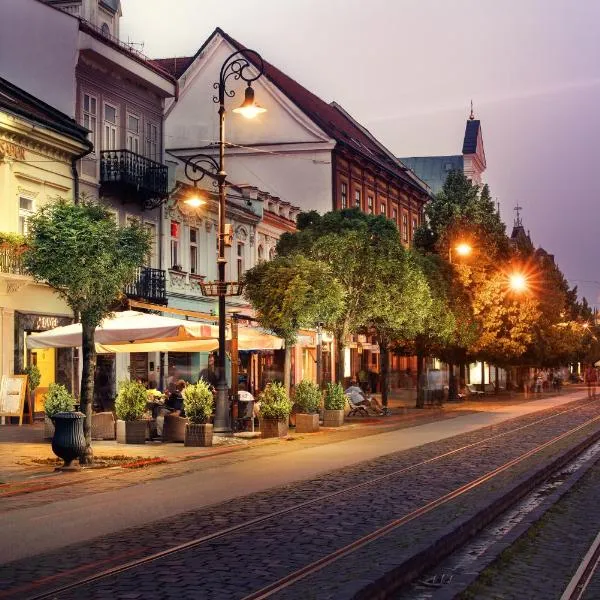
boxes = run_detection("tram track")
[7,396,600,600]
[560,529,600,600]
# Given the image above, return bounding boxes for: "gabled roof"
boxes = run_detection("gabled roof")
[462,119,480,155]
[151,27,429,198]
[0,75,92,148]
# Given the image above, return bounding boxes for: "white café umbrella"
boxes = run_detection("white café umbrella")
[95,324,284,353]
[26,311,215,350]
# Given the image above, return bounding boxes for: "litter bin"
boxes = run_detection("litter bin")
[237,391,255,432]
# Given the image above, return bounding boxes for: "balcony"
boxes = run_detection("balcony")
[100,150,168,209]
[124,266,167,306]
[0,245,30,295]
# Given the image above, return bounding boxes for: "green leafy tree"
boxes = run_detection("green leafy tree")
[243,254,343,393]
[277,208,404,382]
[23,199,150,463]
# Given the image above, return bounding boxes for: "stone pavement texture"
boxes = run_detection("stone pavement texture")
[459,455,600,600]
[0,389,585,567]
[17,394,600,600]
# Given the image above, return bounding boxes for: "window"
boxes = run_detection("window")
[82,93,97,150]
[237,242,244,280]
[367,196,373,214]
[189,227,199,274]
[144,222,157,267]
[402,214,409,242]
[258,245,264,261]
[103,103,118,150]
[340,182,347,209]
[268,247,275,261]
[18,197,34,235]
[127,114,140,154]
[380,203,386,216]
[392,207,398,225]
[412,217,418,240]
[146,122,158,161]
[101,22,110,36]
[354,189,361,208]
[170,221,180,268]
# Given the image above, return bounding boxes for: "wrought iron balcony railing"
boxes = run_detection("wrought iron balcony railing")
[0,246,27,276]
[100,150,168,208]
[123,266,167,306]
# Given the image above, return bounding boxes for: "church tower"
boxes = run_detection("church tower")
[461,102,487,185]
[43,1,122,39]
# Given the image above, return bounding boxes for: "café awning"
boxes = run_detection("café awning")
[26,311,214,349]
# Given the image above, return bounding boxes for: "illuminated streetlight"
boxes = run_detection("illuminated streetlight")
[509,273,527,292]
[232,85,267,119]
[449,242,473,264]
[183,194,206,209]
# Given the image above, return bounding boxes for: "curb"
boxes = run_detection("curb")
[353,425,600,600]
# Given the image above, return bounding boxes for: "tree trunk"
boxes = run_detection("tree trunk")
[79,320,96,465]
[448,361,457,401]
[335,334,345,385]
[459,363,466,389]
[380,339,389,409]
[480,361,486,391]
[494,365,500,394]
[283,344,291,396]
[416,350,424,408]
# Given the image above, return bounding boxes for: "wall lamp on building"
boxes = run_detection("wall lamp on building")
[182,48,266,432]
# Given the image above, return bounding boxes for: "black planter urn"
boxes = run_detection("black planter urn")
[52,412,86,468]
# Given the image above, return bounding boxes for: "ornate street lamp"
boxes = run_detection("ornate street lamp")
[182,49,266,432]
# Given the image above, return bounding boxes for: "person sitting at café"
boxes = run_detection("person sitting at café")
[344,379,384,415]
[156,380,186,436]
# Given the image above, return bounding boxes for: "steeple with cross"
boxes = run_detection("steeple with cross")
[514,203,523,227]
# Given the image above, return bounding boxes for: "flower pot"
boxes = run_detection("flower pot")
[323,409,344,427]
[44,416,55,440]
[51,412,85,468]
[295,413,320,433]
[184,422,213,447]
[260,418,289,438]
[116,419,147,444]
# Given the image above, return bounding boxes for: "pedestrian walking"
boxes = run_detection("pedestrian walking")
[584,365,598,398]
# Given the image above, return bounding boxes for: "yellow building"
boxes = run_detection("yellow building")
[0,76,92,414]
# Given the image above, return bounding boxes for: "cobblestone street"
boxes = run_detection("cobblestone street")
[2,393,597,600]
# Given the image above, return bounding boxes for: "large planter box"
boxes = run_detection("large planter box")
[295,413,320,434]
[323,409,344,427]
[44,416,55,440]
[116,419,147,444]
[184,423,213,447]
[260,418,289,439]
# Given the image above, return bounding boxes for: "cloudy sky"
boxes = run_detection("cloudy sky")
[121,0,600,307]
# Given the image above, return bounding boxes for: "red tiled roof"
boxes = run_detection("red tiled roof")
[157,28,428,196]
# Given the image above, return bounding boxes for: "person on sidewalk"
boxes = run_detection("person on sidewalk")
[344,379,385,415]
[584,365,598,398]
[156,380,186,436]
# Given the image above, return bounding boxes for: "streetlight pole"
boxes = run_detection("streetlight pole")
[183,50,266,432]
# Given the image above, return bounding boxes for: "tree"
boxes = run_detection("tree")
[277,208,404,383]
[24,199,150,463]
[366,244,432,407]
[243,254,343,393]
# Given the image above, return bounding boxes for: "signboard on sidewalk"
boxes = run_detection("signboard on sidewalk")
[0,375,27,425]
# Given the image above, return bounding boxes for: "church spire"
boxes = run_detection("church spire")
[469,99,475,120]
[514,203,523,227]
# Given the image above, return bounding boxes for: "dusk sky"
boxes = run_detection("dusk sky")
[121,0,600,307]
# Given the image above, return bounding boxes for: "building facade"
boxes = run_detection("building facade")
[0,77,92,411]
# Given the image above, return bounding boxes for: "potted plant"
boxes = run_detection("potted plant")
[43,382,74,439]
[115,380,148,444]
[183,379,214,446]
[259,382,293,438]
[294,380,321,433]
[323,382,346,427]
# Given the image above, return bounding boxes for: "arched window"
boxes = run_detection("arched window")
[258,245,264,261]
[101,22,110,37]
[268,248,275,261]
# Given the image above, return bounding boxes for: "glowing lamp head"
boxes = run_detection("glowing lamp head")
[455,243,473,257]
[509,273,527,292]
[184,195,206,209]
[232,85,267,119]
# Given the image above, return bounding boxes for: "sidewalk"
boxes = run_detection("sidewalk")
[0,387,586,564]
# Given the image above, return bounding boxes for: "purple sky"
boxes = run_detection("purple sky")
[121,0,600,307]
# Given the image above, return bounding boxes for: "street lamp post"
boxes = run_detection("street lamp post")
[183,49,266,432]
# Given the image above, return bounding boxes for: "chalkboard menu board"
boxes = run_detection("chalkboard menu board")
[0,375,27,425]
